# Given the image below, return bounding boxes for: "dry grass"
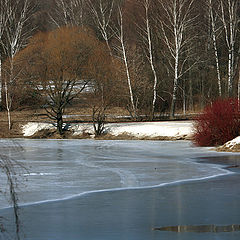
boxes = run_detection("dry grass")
[216,144,240,152]
[94,133,190,141]
[0,106,195,139]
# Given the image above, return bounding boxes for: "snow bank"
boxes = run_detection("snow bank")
[104,121,192,139]
[22,122,55,137]
[22,121,193,139]
[217,136,240,152]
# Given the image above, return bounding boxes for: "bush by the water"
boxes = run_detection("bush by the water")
[193,98,240,146]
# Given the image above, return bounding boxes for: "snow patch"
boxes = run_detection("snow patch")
[22,121,193,139]
[218,136,240,151]
[105,121,192,138]
[22,122,54,137]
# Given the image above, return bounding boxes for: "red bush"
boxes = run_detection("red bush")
[193,98,240,146]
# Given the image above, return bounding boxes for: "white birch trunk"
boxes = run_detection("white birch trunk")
[171,51,179,117]
[228,49,233,96]
[120,32,136,118]
[0,1,7,107]
[209,0,222,96]
[220,0,238,97]
[159,0,195,118]
[0,55,1,108]
[117,9,137,118]
[144,0,158,119]
[2,0,32,129]
[238,66,240,102]
[4,80,11,130]
[170,0,180,118]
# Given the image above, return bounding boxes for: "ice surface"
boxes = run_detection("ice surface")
[0,139,233,209]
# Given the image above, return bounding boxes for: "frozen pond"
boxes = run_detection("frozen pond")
[0,139,232,208]
[0,139,240,240]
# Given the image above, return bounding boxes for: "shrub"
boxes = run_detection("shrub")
[193,98,240,146]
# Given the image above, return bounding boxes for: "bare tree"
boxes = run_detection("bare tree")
[158,0,198,117]
[1,0,34,130]
[219,0,239,97]
[114,7,137,119]
[138,0,159,119]
[87,0,117,55]
[16,27,106,135]
[0,0,9,107]
[50,0,85,27]
[85,46,121,136]
[207,0,222,96]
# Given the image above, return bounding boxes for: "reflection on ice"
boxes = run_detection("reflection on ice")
[0,139,234,208]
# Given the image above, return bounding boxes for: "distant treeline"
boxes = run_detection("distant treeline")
[0,0,240,120]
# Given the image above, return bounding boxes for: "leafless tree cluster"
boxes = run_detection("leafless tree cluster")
[0,0,35,129]
[0,0,239,128]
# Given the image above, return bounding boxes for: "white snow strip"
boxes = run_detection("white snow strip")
[105,121,193,138]
[22,121,193,139]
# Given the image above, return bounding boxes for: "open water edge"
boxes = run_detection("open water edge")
[0,140,240,240]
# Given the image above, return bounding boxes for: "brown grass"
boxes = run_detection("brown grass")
[0,106,194,140]
[216,144,240,152]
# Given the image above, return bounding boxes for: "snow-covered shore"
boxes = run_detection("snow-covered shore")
[20,121,240,152]
[217,136,240,152]
[22,121,193,140]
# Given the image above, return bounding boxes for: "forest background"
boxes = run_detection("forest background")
[0,0,239,136]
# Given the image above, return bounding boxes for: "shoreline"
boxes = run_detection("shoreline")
[21,121,194,140]
[19,121,240,152]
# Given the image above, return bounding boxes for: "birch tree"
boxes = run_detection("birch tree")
[219,0,239,96]
[114,7,137,119]
[1,0,33,130]
[139,0,159,118]
[158,0,197,117]
[87,0,118,55]
[238,63,240,101]
[207,0,222,96]
[51,0,85,27]
[0,0,9,107]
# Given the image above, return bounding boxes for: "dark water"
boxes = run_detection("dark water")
[2,173,240,240]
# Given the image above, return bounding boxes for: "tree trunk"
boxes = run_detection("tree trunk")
[228,50,233,97]
[118,9,137,119]
[209,0,222,97]
[238,65,240,103]
[183,78,186,116]
[4,81,11,130]
[189,75,193,112]
[0,57,2,107]
[57,112,63,135]
[170,48,179,118]
[144,0,158,120]
[170,81,177,118]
